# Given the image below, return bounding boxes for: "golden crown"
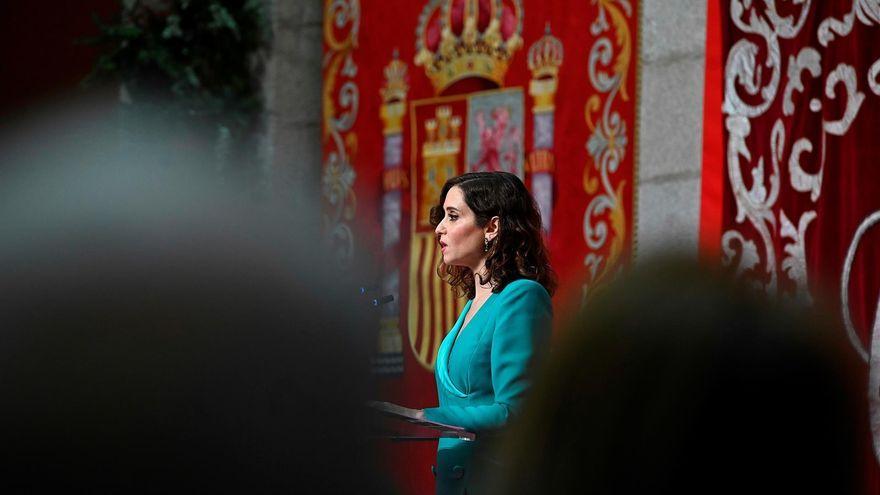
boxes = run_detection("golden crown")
[527,23,563,79]
[527,23,563,113]
[380,49,409,135]
[414,0,524,94]
[381,49,409,103]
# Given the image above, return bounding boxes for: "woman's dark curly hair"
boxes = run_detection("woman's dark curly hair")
[429,171,557,299]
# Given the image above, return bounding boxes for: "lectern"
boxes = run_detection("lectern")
[368,401,476,442]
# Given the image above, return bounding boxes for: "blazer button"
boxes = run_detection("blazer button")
[451,465,465,479]
[431,465,436,478]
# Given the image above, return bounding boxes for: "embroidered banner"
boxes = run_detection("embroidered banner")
[706,1,880,491]
[322,1,640,492]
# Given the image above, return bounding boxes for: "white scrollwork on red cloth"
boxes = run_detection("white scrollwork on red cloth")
[719,0,880,475]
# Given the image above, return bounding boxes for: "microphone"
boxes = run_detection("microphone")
[357,284,392,307]
[371,294,394,306]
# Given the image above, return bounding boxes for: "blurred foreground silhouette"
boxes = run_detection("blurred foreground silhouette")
[0,97,386,493]
[496,261,863,494]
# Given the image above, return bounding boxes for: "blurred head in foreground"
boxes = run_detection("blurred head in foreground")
[0,99,382,492]
[496,260,862,494]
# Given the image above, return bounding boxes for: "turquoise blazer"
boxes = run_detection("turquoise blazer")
[424,278,552,495]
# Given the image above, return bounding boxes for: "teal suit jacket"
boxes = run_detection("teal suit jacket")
[424,278,552,495]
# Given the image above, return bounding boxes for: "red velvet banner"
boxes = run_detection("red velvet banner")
[707,2,880,491]
[322,1,640,492]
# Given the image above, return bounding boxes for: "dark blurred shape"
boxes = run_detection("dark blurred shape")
[83,0,268,138]
[0,99,386,493]
[495,260,862,494]
[0,1,118,120]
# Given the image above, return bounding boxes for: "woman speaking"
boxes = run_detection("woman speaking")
[418,171,556,495]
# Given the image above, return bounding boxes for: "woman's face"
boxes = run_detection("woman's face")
[435,186,488,271]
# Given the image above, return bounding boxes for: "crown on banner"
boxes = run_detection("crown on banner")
[381,50,409,103]
[527,23,563,79]
[414,0,523,93]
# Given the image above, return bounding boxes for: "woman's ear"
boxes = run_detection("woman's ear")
[485,216,500,241]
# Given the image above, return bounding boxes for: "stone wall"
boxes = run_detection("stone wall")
[263,0,324,214]
[635,0,707,260]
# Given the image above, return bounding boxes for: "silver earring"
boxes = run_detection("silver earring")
[484,237,490,252]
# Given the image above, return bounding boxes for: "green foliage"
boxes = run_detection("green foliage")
[86,0,270,135]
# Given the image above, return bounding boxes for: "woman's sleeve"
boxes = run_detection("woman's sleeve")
[423,281,552,432]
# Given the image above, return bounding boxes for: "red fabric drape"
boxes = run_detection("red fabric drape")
[710,2,880,491]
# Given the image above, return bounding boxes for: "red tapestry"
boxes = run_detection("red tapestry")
[705,1,880,491]
[322,1,640,492]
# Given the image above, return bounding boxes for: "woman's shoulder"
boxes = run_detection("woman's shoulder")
[497,278,551,303]
[492,278,553,321]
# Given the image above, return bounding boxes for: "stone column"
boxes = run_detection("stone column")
[263,0,324,224]
[635,0,707,259]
